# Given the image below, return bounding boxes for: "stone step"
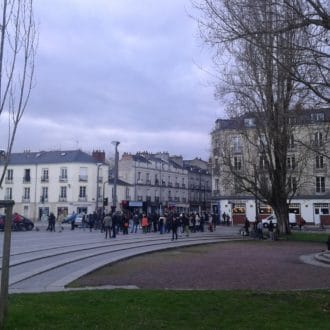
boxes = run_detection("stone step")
[314,251,330,265]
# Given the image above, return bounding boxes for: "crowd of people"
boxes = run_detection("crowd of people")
[46,210,219,240]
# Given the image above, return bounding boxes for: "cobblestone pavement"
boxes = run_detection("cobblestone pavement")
[73,240,330,291]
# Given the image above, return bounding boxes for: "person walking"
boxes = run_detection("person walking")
[244,217,250,236]
[103,213,112,239]
[170,214,179,241]
[57,210,65,232]
[141,214,148,233]
[182,213,189,237]
[131,213,139,233]
[122,214,129,235]
[48,212,56,232]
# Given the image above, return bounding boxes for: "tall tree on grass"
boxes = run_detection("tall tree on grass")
[0,0,37,187]
[195,0,320,234]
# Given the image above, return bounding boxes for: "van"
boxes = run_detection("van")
[261,214,296,228]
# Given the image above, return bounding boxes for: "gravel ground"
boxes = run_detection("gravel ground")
[72,240,330,291]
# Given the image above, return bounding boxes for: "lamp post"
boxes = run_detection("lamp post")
[111,141,120,212]
[95,163,102,212]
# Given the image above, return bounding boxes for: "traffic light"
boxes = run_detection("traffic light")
[103,197,108,206]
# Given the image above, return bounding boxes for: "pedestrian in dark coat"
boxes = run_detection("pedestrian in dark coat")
[170,214,179,240]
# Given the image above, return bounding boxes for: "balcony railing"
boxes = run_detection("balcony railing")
[23,177,31,183]
[22,197,30,203]
[79,175,88,182]
[5,178,13,184]
[40,196,48,203]
[314,164,327,172]
[78,196,87,202]
[41,176,49,183]
[59,196,67,202]
[59,176,68,182]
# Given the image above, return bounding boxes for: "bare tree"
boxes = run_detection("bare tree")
[195,0,325,234]
[0,0,37,187]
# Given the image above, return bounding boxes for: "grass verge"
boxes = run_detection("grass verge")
[5,289,330,329]
[284,231,329,243]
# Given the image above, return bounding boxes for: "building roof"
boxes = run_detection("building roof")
[3,150,100,166]
[214,107,330,131]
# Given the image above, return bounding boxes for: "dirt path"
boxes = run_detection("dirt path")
[72,240,330,291]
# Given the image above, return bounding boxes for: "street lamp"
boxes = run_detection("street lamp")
[111,141,120,212]
[95,163,102,212]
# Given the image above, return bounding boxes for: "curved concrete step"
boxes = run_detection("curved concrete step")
[314,251,330,265]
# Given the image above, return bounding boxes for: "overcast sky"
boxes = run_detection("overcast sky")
[12,0,224,160]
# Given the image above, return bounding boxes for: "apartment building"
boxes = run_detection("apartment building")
[211,108,330,225]
[106,152,213,215]
[0,150,107,221]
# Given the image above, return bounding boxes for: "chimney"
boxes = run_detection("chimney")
[92,150,105,163]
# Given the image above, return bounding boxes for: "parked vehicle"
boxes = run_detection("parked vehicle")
[74,213,86,227]
[62,213,77,224]
[262,214,297,228]
[0,213,34,231]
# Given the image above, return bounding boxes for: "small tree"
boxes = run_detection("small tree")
[0,0,37,187]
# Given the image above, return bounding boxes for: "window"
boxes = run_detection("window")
[289,203,300,215]
[233,156,242,171]
[287,156,296,170]
[233,203,246,214]
[244,118,256,127]
[313,132,323,146]
[125,187,130,199]
[146,173,150,184]
[5,187,12,200]
[7,169,13,181]
[41,168,49,182]
[288,134,295,149]
[316,177,325,193]
[79,186,87,198]
[60,186,67,198]
[259,134,267,147]
[315,155,324,169]
[60,167,68,181]
[215,178,219,191]
[232,136,242,153]
[23,187,30,200]
[79,167,88,181]
[288,176,297,192]
[24,169,31,183]
[311,113,324,122]
[41,187,48,202]
[259,155,267,169]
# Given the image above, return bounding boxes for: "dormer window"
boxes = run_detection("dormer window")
[311,113,324,122]
[244,118,256,127]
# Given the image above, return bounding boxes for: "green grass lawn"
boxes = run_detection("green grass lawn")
[5,289,330,329]
[284,231,329,243]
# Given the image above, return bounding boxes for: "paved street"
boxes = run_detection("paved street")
[0,225,240,293]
